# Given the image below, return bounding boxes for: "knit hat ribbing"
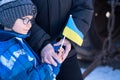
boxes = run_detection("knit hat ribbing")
[0,0,36,28]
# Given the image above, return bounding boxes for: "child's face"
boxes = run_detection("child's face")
[4,15,33,34]
[12,15,33,34]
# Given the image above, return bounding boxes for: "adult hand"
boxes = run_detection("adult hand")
[41,43,62,66]
[54,38,71,62]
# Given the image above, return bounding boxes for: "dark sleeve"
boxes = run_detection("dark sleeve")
[71,0,94,36]
[26,22,51,53]
[70,0,94,49]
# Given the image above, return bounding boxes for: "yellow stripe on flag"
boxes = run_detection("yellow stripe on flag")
[63,26,83,46]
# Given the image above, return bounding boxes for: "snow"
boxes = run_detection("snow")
[81,66,120,80]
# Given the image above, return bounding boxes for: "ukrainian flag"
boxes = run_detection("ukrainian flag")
[62,15,84,46]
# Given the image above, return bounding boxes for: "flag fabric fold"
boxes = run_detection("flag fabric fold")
[62,15,84,46]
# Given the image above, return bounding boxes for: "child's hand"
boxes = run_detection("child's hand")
[54,38,71,62]
[57,47,64,63]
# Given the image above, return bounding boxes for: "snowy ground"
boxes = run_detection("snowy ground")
[81,66,120,80]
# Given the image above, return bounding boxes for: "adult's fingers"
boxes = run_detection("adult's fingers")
[52,52,62,64]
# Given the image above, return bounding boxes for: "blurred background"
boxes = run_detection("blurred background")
[77,0,120,79]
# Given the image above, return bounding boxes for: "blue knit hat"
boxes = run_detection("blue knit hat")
[0,0,36,28]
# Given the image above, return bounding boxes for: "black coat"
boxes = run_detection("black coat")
[27,0,94,58]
